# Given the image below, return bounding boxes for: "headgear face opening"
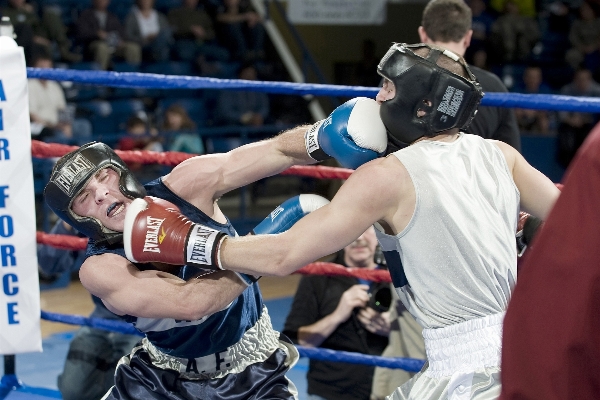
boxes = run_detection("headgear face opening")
[44,142,146,244]
[377,43,483,148]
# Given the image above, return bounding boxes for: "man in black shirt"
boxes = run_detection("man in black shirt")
[417,0,521,152]
[283,227,390,400]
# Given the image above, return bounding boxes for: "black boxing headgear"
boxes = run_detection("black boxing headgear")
[44,142,146,244]
[377,43,483,148]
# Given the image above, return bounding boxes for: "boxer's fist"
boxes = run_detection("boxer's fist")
[123,196,225,270]
[252,194,330,235]
[305,97,387,169]
[516,212,543,257]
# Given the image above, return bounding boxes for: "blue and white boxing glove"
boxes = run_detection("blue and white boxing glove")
[235,194,330,286]
[251,194,330,235]
[305,97,387,169]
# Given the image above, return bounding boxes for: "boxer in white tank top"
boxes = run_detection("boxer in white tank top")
[375,133,518,399]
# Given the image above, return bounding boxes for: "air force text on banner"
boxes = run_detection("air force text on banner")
[0,35,42,355]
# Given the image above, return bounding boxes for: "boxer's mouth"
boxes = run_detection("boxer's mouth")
[107,202,125,218]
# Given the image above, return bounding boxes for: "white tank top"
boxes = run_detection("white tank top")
[375,133,520,329]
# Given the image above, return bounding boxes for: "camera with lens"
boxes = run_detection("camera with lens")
[368,283,392,313]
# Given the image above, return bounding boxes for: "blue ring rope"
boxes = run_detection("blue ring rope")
[40,310,425,372]
[27,67,600,112]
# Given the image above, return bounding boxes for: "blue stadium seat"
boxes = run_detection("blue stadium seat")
[144,61,194,76]
[204,137,243,154]
[76,100,117,134]
[154,0,183,13]
[109,99,146,130]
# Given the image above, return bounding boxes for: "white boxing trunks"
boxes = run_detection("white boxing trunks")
[387,312,504,400]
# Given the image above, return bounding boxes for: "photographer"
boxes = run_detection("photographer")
[283,226,390,400]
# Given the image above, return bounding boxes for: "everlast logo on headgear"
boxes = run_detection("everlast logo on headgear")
[143,217,166,253]
[52,154,95,195]
[187,225,219,265]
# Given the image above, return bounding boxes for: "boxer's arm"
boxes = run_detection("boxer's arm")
[493,140,560,219]
[163,124,314,205]
[219,158,403,276]
[79,253,246,320]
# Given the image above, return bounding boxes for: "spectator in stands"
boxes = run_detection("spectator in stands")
[118,114,162,153]
[75,0,141,70]
[216,62,270,127]
[216,0,265,61]
[117,115,164,183]
[565,1,600,74]
[283,226,390,400]
[124,0,173,63]
[168,0,229,64]
[490,0,540,64]
[465,0,496,68]
[28,53,92,145]
[38,219,140,400]
[556,67,600,167]
[160,103,205,154]
[513,65,555,135]
[1,0,81,63]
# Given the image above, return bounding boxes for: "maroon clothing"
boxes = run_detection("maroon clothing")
[501,123,600,400]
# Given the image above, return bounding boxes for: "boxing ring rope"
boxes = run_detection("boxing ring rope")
[11,65,597,397]
[25,67,600,112]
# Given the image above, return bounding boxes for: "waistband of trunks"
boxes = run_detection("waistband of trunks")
[422,312,504,379]
[143,306,281,379]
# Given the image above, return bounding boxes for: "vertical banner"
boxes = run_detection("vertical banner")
[288,0,387,25]
[0,36,42,354]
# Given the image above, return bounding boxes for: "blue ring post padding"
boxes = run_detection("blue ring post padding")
[40,311,425,371]
[26,68,600,112]
[296,346,426,372]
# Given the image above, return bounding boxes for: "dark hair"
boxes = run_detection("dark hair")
[31,50,53,67]
[126,115,146,130]
[413,46,470,79]
[422,0,472,43]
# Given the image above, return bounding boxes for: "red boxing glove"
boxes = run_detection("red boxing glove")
[123,196,225,270]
